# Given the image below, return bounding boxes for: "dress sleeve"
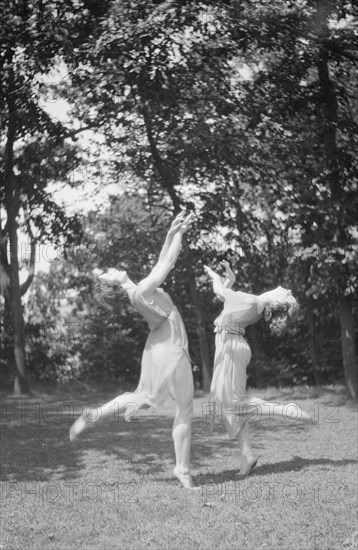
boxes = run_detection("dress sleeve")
[222,288,257,314]
[131,287,169,320]
[126,287,136,304]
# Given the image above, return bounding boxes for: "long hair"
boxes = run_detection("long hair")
[264,292,299,336]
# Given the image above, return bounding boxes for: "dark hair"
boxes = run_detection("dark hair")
[264,297,299,336]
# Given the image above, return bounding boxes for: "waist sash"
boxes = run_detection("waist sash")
[214,323,246,337]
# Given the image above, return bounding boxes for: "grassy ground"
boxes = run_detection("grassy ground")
[0,385,357,550]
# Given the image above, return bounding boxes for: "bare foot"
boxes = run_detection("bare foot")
[69,415,92,441]
[173,468,199,490]
[124,403,140,422]
[239,456,258,477]
[300,409,316,423]
[284,403,314,423]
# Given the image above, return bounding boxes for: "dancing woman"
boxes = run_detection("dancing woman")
[70,212,196,489]
[204,262,312,476]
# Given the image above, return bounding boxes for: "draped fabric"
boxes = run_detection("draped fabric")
[210,289,261,438]
[125,287,190,417]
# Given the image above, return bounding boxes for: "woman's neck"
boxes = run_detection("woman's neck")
[257,290,275,315]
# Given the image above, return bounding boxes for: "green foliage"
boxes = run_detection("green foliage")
[20,196,167,385]
[2,0,357,392]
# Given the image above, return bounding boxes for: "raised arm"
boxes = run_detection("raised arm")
[220,261,236,289]
[137,213,194,299]
[204,265,226,301]
[157,211,186,265]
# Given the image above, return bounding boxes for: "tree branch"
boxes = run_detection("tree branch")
[141,102,181,211]
[63,125,94,139]
[20,223,36,296]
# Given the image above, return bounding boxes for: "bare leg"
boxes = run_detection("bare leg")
[224,397,312,476]
[224,414,257,477]
[236,422,257,476]
[238,396,313,423]
[69,392,147,441]
[171,357,196,489]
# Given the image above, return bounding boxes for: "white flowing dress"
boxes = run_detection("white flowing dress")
[125,286,191,417]
[210,288,262,438]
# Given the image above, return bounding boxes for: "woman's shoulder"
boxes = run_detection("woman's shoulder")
[132,286,173,316]
[223,288,257,304]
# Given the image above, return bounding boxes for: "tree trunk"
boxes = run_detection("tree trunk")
[316,5,357,398]
[306,297,325,385]
[8,216,28,394]
[338,296,358,400]
[4,63,28,395]
[5,190,28,395]
[2,292,16,384]
[181,239,212,391]
[142,103,212,390]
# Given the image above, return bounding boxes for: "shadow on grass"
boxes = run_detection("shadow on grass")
[195,455,358,486]
[0,414,193,482]
[1,413,244,483]
[1,385,356,485]
[0,405,330,485]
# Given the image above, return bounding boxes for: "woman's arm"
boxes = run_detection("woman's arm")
[204,265,226,301]
[137,213,194,299]
[156,211,186,265]
[221,261,235,289]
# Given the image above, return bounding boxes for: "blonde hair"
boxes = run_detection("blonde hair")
[264,292,299,336]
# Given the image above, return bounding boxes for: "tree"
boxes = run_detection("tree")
[0,0,106,393]
[65,0,250,390]
[22,194,193,387]
[216,0,358,398]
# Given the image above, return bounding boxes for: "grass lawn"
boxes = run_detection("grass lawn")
[1,385,357,550]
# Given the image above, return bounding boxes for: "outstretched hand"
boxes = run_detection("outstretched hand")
[179,212,195,234]
[220,261,235,288]
[168,211,186,236]
[168,211,195,236]
[204,265,218,279]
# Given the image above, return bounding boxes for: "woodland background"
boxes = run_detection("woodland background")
[1,0,357,398]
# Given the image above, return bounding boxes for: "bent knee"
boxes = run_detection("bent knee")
[176,402,193,420]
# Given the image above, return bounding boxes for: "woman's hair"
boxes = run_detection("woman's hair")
[264,292,299,336]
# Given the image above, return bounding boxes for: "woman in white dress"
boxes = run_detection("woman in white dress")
[70,212,196,489]
[205,262,312,476]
